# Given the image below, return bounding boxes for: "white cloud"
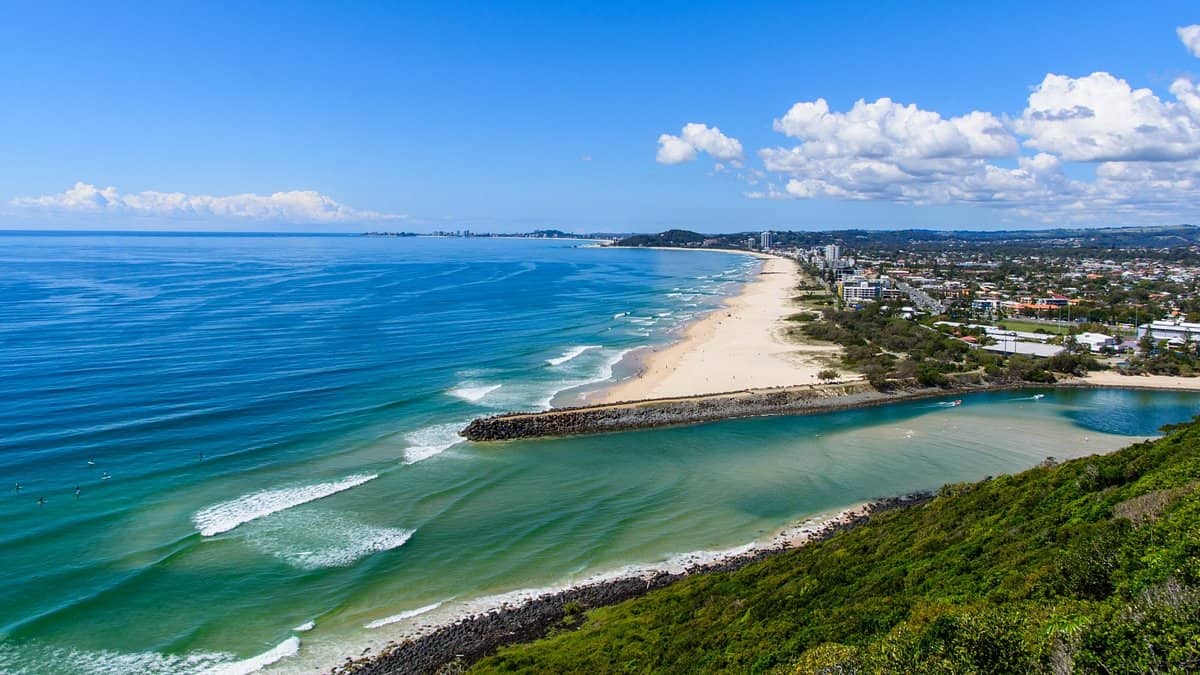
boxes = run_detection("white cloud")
[1179,24,1200,58]
[656,123,743,164]
[772,97,1016,161]
[1015,72,1200,161]
[656,134,697,164]
[679,123,744,161]
[10,182,403,223]
[659,24,1200,223]
[756,97,1019,206]
[647,25,1200,223]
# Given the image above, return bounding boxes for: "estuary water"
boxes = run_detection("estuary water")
[0,232,1195,674]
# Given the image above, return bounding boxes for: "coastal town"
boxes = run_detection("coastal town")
[613,225,1200,385]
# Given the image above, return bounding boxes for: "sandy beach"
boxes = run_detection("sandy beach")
[597,253,847,403]
[1079,370,1200,391]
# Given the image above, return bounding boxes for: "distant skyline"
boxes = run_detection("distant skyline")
[2,2,1200,232]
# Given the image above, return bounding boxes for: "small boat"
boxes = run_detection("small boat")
[950,400,962,407]
[1032,393,1045,400]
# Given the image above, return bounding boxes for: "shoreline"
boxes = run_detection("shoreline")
[593,251,848,404]
[332,492,933,675]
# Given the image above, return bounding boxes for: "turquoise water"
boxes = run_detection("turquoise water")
[0,233,1196,674]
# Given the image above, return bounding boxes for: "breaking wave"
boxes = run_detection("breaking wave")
[447,383,502,403]
[364,601,444,629]
[546,345,600,366]
[193,475,378,536]
[402,422,467,464]
[242,511,415,569]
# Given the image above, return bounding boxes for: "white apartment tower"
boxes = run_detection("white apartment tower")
[760,231,772,250]
[824,244,840,263]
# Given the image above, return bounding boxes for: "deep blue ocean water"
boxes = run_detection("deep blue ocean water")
[0,232,1195,674]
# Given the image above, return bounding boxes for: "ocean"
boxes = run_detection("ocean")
[0,232,1196,674]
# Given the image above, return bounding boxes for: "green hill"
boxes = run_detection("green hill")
[473,419,1200,674]
[616,230,710,248]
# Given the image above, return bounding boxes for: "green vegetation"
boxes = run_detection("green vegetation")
[616,230,710,248]
[473,420,1200,674]
[1123,334,1200,377]
[799,304,1098,388]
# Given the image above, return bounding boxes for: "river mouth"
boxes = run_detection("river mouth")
[267,386,1192,674]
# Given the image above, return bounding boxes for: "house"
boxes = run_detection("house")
[981,338,1066,358]
[1075,332,1117,353]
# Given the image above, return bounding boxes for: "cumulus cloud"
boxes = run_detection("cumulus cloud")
[656,123,743,164]
[1015,72,1200,161]
[670,25,1200,222]
[1180,24,1200,58]
[754,97,1019,205]
[9,182,403,223]
[772,98,1016,160]
[751,85,1200,220]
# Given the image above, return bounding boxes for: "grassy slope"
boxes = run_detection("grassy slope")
[473,421,1200,674]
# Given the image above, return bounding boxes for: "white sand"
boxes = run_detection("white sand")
[1080,370,1200,391]
[597,253,849,403]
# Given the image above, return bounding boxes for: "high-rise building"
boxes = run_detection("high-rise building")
[760,231,772,250]
[824,244,840,263]
[746,237,757,250]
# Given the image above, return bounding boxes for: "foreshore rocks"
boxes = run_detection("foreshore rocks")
[332,492,932,675]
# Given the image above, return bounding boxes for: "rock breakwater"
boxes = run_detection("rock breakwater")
[461,381,882,441]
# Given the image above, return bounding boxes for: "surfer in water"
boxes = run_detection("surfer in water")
[101,472,110,480]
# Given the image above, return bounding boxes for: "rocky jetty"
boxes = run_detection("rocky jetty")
[332,492,933,675]
[460,381,883,441]
[457,379,1024,441]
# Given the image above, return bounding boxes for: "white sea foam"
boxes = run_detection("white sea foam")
[364,601,444,629]
[539,347,638,406]
[447,383,502,402]
[293,621,315,632]
[0,637,298,675]
[546,345,600,366]
[244,511,415,569]
[403,422,467,464]
[0,642,228,675]
[208,636,300,675]
[193,475,378,536]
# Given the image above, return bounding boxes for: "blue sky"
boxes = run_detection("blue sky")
[2,2,1199,232]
